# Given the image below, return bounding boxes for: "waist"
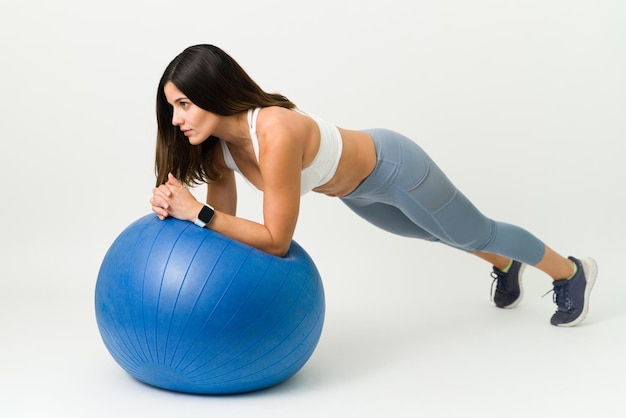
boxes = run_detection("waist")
[299,116,343,195]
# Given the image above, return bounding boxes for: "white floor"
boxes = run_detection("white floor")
[2,237,624,418]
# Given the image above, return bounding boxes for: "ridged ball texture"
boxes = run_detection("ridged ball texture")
[95,214,325,394]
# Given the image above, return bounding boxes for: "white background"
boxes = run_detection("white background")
[1,1,625,417]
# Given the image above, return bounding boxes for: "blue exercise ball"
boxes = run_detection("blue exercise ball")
[95,214,325,394]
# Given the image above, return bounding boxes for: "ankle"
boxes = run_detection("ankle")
[553,259,577,281]
[497,259,514,273]
[566,259,578,280]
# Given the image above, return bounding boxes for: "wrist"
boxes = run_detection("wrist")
[194,203,215,228]
[189,201,204,222]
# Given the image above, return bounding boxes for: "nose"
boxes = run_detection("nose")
[171,109,183,126]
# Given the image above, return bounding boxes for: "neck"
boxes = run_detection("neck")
[214,111,250,145]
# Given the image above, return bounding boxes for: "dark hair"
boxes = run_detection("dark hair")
[155,44,297,186]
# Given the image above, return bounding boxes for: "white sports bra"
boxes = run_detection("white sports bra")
[220,108,343,195]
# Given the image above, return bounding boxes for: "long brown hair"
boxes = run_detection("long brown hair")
[155,44,297,186]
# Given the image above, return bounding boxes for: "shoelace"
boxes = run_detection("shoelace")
[490,270,506,300]
[542,280,571,310]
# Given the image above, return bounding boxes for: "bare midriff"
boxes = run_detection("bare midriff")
[312,128,376,197]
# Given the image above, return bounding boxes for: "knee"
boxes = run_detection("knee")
[441,218,497,253]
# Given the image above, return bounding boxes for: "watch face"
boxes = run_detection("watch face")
[199,205,215,223]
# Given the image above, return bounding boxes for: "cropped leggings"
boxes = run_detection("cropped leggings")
[340,129,546,266]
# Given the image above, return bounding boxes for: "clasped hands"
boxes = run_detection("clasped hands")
[151,173,203,222]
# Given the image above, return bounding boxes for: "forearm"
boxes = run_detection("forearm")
[205,211,290,257]
[153,172,295,256]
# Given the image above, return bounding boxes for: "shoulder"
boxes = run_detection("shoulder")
[257,106,297,125]
[256,106,311,139]
[255,108,309,166]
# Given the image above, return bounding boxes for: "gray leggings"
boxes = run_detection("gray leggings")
[340,129,546,266]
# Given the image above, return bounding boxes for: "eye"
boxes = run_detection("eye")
[179,101,190,108]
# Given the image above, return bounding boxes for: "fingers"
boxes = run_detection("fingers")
[152,204,168,220]
[150,194,169,219]
[157,183,172,197]
[151,186,171,220]
[151,175,197,222]
[167,172,183,187]
[152,187,171,206]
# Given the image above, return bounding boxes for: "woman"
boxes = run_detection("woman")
[150,44,597,327]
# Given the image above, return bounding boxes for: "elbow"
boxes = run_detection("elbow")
[266,241,291,258]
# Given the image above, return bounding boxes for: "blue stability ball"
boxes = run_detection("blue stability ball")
[95,214,325,394]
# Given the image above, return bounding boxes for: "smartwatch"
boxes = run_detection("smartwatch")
[194,204,215,228]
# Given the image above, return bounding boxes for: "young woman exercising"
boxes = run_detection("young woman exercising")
[150,44,597,327]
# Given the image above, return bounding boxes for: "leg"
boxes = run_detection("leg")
[533,246,576,280]
[352,129,548,265]
[474,247,575,311]
[346,129,596,325]
[473,246,575,280]
[473,251,511,272]
[341,198,442,241]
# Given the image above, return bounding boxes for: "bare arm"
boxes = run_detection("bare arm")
[150,128,302,257]
[206,169,237,216]
[204,128,302,256]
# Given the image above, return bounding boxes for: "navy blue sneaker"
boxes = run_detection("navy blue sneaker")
[550,256,597,327]
[491,260,525,309]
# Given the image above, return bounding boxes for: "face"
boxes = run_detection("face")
[163,81,219,145]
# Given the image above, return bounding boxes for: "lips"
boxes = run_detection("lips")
[182,129,192,137]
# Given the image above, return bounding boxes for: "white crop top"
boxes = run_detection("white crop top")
[220,108,343,195]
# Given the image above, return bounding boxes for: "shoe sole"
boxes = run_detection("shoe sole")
[556,257,598,327]
[501,263,526,309]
